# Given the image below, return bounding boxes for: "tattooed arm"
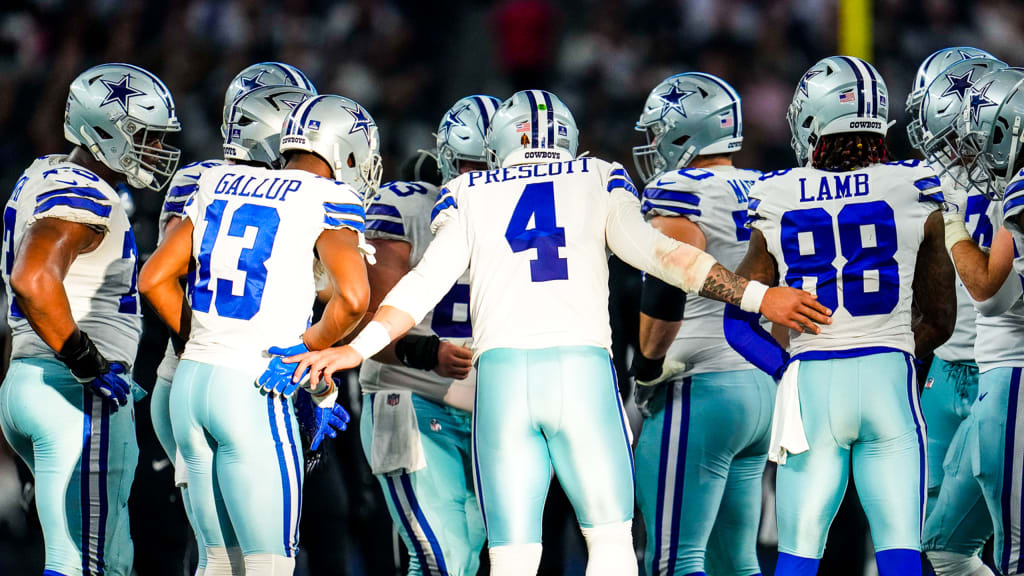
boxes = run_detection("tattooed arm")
[913,210,956,359]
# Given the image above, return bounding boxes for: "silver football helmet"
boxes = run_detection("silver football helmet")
[788,56,889,165]
[223,85,314,169]
[906,46,997,137]
[485,90,579,169]
[956,68,1024,199]
[436,95,501,182]
[64,63,181,190]
[279,95,382,204]
[633,72,743,184]
[222,62,317,137]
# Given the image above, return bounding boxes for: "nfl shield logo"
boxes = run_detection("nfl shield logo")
[230,128,241,138]
[430,419,441,432]
[308,120,321,131]
[924,378,934,389]
[386,393,400,406]
[558,124,568,136]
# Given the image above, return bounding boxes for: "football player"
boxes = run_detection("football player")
[910,54,1007,576]
[930,68,1024,576]
[0,63,180,575]
[139,94,377,575]
[355,95,500,576]
[150,62,318,576]
[725,56,955,575]
[629,72,774,576]
[281,89,830,576]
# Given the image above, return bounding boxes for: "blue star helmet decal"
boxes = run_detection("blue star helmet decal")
[941,68,976,101]
[657,83,697,120]
[240,70,268,91]
[279,95,306,110]
[100,73,145,115]
[957,49,979,61]
[799,69,823,97]
[968,81,997,125]
[439,103,472,140]
[344,104,373,144]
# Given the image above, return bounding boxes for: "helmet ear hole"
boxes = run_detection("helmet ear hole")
[347,153,356,168]
[94,126,113,140]
[802,116,814,129]
[672,135,690,147]
[993,126,1005,146]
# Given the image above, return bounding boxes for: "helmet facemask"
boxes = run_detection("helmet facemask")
[632,123,668,184]
[83,114,180,191]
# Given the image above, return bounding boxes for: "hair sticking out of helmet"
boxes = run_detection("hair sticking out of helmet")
[812,133,890,171]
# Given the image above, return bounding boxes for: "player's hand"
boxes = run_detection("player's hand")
[81,362,131,411]
[435,341,473,380]
[760,287,832,334]
[258,342,309,397]
[293,389,351,451]
[636,360,688,388]
[283,345,364,386]
[941,178,968,220]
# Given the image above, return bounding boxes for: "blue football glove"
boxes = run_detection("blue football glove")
[294,390,350,450]
[257,342,309,397]
[85,362,131,412]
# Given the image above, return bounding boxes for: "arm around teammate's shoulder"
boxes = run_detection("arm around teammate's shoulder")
[912,210,956,359]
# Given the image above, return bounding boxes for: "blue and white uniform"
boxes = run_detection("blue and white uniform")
[170,163,365,561]
[745,160,940,570]
[634,166,775,576]
[0,155,141,576]
[358,180,484,576]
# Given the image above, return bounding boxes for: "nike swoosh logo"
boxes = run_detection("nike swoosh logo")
[979,392,988,402]
[655,178,674,187]
[183,174,201,180]
[152,459,171,472]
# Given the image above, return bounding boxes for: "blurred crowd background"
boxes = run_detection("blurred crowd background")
[1,0,1023,574]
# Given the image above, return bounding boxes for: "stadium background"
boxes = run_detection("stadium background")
[0,0,1023,574]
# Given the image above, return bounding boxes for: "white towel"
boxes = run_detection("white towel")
[370,391,426,476]
[174,450,188,488]
[768,360,809,465]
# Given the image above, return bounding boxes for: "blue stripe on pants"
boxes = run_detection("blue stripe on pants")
[281,396,303,554]
[386,476,434,574]
[904,353,927,534]
[668,379,692,576]
[267,395,293,558]
[400,474,449,575]
[80,391,92,574]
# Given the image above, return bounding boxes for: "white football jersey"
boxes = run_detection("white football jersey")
[358,181,474,406]
[181,164,366,374]
[429,157,634,355]
[932,167,989,363]
[974,198,1024,372]
[1003,169,1024,287]
[749,160,942,358]
[1,155,141,364]
[156,158,227,382]
[642,165,761,375]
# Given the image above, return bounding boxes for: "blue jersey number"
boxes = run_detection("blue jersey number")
[780,200,899,316]
[431,282,471,338]
[2,206,23,318]
[504,181,568,282]
[731,210,752,241]
[192,201,281,320]
[118,229,139,314]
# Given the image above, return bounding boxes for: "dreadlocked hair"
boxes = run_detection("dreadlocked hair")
[811,132,890,172]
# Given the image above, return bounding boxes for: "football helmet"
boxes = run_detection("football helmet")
[436,95,501,182]
[223,85,314,169]
[788,56,889,165]
[64,63,181,191]
[633,72,743,184]
[279,95,382,204]
[485,90,579,169]
[955,68,1024,199]
[906,46,996,134]
[222,62,317,137]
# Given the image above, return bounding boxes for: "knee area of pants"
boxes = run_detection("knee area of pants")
[205,547,244,576]
[244,553,296,576]
[925,550,992,576]
[489,543,542,576]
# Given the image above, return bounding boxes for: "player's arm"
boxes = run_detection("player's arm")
[139,218,194,339]
[301,228,370,350]
[284,212,472,384]
[912,210,957,359]
[604,187,830,333]
[948,227,1014,301]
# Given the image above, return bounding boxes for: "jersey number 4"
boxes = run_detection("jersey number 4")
[505,182,568,282]
[192,200,280,320]
[781,200,899,316]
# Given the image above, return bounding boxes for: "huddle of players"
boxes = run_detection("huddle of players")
[4,45,1024,576]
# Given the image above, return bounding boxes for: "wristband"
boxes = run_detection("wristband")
[349,321,391,360]
[56,330,109,381]
[395,335,441,371]
[943,214,971,251]
[740,280,770,314]
[630,352,665,383]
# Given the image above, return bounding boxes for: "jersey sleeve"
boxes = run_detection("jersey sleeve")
[430,184,460,233]
[28,169,117,230]
[320,181,367,234]
[640,168,714,220]
[605,162,639,198]
[364,182,436,243]
[1003,171,1024,234]
[162,161,223,221]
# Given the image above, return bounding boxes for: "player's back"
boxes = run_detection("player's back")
[642,165,760,373]
[182,163,365,373]
[2,155,140,364]
[748,159,941,357]
[440,156,629,355]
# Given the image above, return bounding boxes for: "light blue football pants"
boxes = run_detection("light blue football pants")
[151,377,207,569]
[170,360,303,559]
[921,357,980,514]
[635,369,774,576]
[360,393,486,576]
[473,346,634,546]
[775,352,925,576]
[924,366,1024,575]
[0,357,138,576]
